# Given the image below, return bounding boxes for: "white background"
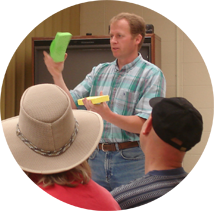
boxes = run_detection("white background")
[0,0,213,210]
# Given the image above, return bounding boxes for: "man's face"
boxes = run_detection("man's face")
[110,19,139,61]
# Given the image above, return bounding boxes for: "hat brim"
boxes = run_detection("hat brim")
[149,97,164,108]
[2,110,103,174]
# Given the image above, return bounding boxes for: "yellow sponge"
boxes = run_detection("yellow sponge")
[78,95,109,105]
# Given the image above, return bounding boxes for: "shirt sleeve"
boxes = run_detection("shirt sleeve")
[135,68,166,119]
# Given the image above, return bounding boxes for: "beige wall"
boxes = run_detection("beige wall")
[79,1,213,173]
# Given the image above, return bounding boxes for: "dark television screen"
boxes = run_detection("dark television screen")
[33,37,151,90]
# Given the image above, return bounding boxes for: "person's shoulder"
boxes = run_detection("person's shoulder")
[135,55,161,74]
[143,60,161,72]
[92,61,116,75]
[89,179,112,194]
[96,60,116,69]
[111,176,147,196]
[89,180,121,210]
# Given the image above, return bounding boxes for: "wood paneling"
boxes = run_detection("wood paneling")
[1,5,80,120]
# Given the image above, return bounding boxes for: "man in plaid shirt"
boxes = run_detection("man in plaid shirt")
[44,12,166,191]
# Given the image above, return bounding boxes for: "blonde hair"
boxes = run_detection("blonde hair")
[110,12,146,50]
[26,161,91,187]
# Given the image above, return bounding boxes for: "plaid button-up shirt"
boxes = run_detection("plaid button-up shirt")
[70,54,166,143]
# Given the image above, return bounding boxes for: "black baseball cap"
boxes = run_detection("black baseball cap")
[149,97,203,152]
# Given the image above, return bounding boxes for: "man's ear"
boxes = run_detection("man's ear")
[142,115,153,135]
[135,34,142,45]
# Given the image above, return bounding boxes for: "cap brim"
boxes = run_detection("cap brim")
[149,97,164,108]
[2,110,103,174]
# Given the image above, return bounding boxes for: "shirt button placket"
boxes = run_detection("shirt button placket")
[111,73,122,107]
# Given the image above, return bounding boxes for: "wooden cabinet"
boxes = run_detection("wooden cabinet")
[144,34,161,68]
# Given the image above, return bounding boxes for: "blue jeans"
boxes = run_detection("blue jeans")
[88,144,145,191]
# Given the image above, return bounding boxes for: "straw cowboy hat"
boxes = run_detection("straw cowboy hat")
[2,84,103,174]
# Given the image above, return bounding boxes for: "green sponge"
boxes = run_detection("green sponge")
[50,32,72,62]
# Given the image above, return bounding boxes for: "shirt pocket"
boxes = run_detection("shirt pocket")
[114,89,139,115]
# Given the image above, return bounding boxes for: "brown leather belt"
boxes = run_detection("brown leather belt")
[98,141,139,152]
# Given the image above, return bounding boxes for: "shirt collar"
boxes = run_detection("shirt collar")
[147,167,187,176]
[114,53,142,72]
